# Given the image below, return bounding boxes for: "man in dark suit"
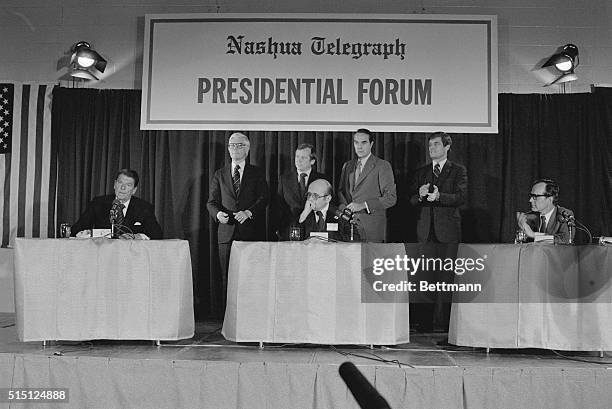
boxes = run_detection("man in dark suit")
[410,132,468,243]
[516,178,575,244]
[297,179,351,241]
[338,129,397,242]
[275,143,326,240]
[409,132,467,333]
[72,169,163,239]
[207,132,269,295]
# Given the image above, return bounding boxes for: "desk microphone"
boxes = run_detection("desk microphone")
[109,200,122,238]
[339,362,391,409]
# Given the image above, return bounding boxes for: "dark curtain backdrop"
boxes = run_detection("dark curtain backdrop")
[52,88,612,318]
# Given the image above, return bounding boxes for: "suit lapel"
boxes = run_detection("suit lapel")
[546,207,558,234]
[225,164,238,198]
[355,156,376,189]
[348,160,357,192]
[435,160,453,187]
[288,171,302,202]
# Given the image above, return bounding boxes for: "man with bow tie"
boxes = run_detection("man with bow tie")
[72,169,163,240]
[338,128,397,242]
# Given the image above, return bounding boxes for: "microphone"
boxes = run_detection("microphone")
[334,208,354,222]
[109,199,122,238]
[339,362,391,409]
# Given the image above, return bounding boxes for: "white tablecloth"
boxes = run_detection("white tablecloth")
[449,244,612,350]
[222,241,410,345]
[14,238,194,341]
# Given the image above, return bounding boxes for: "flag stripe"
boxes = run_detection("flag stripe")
[32,85,46,237]
[8,85,22,246]
[2,155,10,247]
[40,86,53,238]
[0,82,55,247]
[17,84,30,237]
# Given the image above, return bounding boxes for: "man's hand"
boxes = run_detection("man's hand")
[426,185,439,202]
[418,183,430,198]
[233,210,251,224]
[516,212,535,238]
[298,199,315,223]
[76,230,91,238]
[217,211,229,224]
[346,202,367,212]
[120,233,150,240]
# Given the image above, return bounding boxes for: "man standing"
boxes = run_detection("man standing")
[410,132,468,243]
[207,132,269,297]
[72,169,163,240]
[409,132,467,333]
[338,129,397,242]
[516,178,574,244]
[276,143,326,240]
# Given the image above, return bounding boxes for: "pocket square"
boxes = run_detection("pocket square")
[134,222,142,226]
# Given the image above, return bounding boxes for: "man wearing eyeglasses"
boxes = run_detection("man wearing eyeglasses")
[275,143,327,240]
[298,179,349,240]
[516,178,574,244]
[207,132,269,298]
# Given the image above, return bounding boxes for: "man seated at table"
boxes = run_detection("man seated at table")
[516,178,574,244]
[298,179,352,241]
[71,169,163,239]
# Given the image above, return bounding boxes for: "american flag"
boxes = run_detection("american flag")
[0,83,57,247]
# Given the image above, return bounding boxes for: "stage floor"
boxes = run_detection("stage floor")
[1,313,612,409]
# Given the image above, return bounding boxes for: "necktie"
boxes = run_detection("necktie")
[433,163,441,179]
[115,202,125,226]
[299,173,307,197]
[233,165,241,196]
[539,215,547,233]
[315,211,325,231]
[354,160,362,184]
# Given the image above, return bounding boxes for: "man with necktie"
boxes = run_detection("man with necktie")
[409,131,468,333]
[516,178,574,244]
[275,143,327,240]
[298,179,350,241]
[410,132,468,243]
[207,132,269,299]
[71,169,163,240]
[338,128,397,242]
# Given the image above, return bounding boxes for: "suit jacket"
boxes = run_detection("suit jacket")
[525,205,575,244]
[298,204,351,241]
[338,155,397,242]
[275,169,326,240]
[207,163,269,244]
[71,195,163,239]
[409,160,468,243]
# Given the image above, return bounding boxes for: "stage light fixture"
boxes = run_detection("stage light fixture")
[69,41,107,80]
[542,44,579,85]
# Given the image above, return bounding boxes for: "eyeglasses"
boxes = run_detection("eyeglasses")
[228,143,247,149]
[528,193,551,199]
[307,192,329,200]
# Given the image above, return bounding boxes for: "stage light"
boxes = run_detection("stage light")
[69,41,107,80]
[542,44,579,85]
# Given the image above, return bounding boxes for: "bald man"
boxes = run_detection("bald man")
[207,132,269,299]
[298,178,351,241]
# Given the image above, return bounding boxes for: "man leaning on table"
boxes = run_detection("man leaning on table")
[298,178,351,241]
[516,178,575,244]
[71,169,163,240]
